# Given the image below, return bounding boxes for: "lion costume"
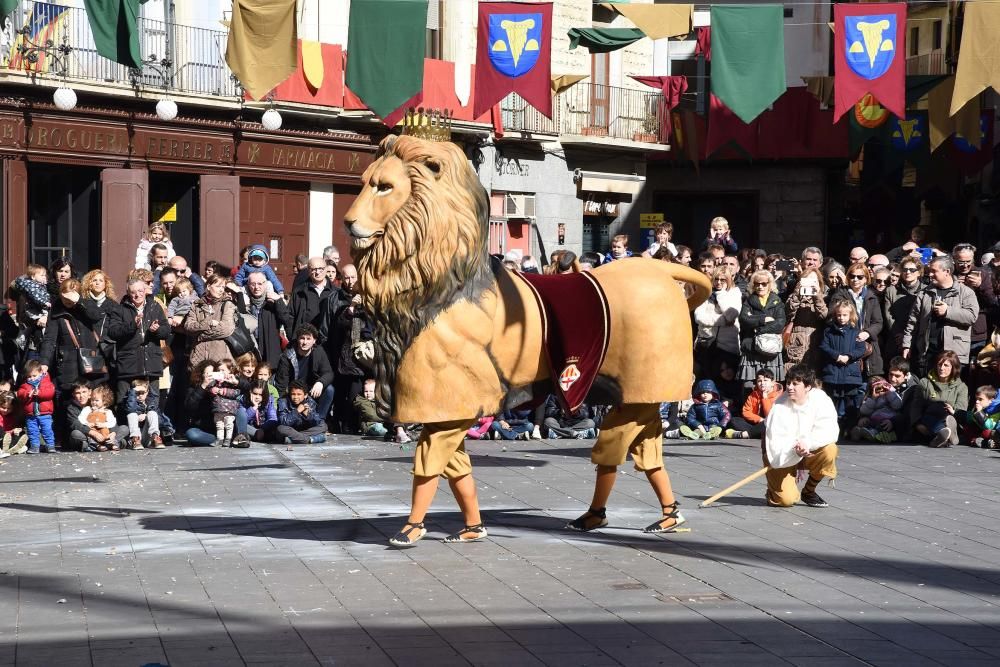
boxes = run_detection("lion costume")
[346,135,711,545]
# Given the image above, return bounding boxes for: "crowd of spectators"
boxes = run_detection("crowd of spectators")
[0,215,996,458]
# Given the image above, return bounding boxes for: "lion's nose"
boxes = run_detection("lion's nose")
[344,217,356,228]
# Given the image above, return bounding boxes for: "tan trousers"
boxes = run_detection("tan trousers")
[412,419,477,479]
[590,403,664,471]
[766,443,838,507]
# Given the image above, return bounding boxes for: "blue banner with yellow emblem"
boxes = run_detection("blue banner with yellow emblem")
[474,2,553,119]
[834,2,906,122]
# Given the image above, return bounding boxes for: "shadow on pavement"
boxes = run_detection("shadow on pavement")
[178,463,291,472]
[0,503,158,516]
[0,476,106,484]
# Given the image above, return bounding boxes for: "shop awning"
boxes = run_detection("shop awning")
[575,170,645,196]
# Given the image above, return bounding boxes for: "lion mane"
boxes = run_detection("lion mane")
[354,135,495,416]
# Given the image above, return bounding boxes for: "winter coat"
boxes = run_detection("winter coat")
[497,408,534,426]
[701,233,738,254]
[125,387,158,414]
[902,281,979,367]
[883,280,922,359]
[739,292,786,358]
[274,346,335,394]
[181,298,237,369]
[290,279,335,334]
[955,267,996,344]
[829,286,885,376]
[819,323,867,386]
[693,287,741,355]
[233,244,286,293]
[108,297,171,380]
[910,373,969,427]
[39,301,108,389]
[685,379,731,428]
[184,384,216,433]
[353,395,381,429]
[0,403,23,431]
[784,290,828,368]
[741,383,784,424]
[243,394,278,431]
[277,397,322,429]
[234,292,293,369]
[327,298,373,377]
[65,399,86,435]
[16,374,56,416]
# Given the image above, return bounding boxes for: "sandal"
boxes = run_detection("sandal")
[96,445,108,452]
[110,442,120,452]
[566,507,608,532]
[643,501,685,533]
[443,523,488,543]
[389,522,426,548]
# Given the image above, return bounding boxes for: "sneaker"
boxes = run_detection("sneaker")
[574,430,587,439]
[212,439,225,447]
[0,451,8,459]
[222,439,232,448]
[678,425,698,440]
[151,434,166,449]
[518,431,532,441]
[664,428,680,439]
[585,428,597,439]
[43,446,57,453]
[26,447,40,454]
[230,434,251,449]
[801,490,828,508]
[10,435,28,455]
[531,426,542,440]
[874,431,897,444]
[308,434,326,444]
[706,426,723,439]
[946,416,960,446]
[929,428,952,448]
[130,436,144,450]
[547,429,558,439]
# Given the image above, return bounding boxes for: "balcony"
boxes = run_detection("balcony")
[905,49,946,75]
[502,82,668,148]
[3,2,239,100]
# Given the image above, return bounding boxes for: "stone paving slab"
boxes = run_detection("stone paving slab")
[0,435,999,665]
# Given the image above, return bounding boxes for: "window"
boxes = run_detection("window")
[933,20,943,50]
[909,27,919,56]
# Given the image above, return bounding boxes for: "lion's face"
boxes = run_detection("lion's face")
[344,153,415,253]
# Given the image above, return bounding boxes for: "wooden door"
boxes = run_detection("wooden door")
[239,180,309,290]
[3,159,28,288]
[590,52,610,133]
[101,168,148,289]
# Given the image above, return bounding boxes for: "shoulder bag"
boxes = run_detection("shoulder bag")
[64,318,108,376]
[224,301,258,359]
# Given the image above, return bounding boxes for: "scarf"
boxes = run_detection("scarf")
[203,291,230,306]
[90,292,106,307]
[248,293,266,318]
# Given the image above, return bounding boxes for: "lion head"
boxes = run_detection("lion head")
[345,135,494,415]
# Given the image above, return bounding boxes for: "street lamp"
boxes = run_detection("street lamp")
[14,23,76,111]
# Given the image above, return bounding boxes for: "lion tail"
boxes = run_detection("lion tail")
[661,262,713,311]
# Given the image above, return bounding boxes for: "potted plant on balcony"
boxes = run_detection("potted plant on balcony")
[632,111,659,143]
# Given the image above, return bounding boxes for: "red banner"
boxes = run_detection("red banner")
[834,3,906,122]
[474,2,553,119]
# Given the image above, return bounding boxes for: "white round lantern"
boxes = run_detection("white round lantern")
[53,86,77,111]
[156,98,178,121]
[261,108,283,131]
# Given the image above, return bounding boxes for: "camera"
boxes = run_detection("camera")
[799,284,817,296]
[775,260,794,273]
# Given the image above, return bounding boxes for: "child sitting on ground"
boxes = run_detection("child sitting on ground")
[242,380,277,444]
[16,360,56,453]
[467,416,495,440]
[276,380,326,444]
[956,385,1000,449]
[0,390,27,457]
[660,402,681,439]
[727,369,783,439]
[256,362,280,403]
[78,384,120,452]
[125,379,162,449]
[819,299,868,432]
[851,377,902,443]
[206,359,242,447]
[489,407,537,440]
[680,379,730,440]
[233,244,285,295]
[134,222,175,270]
[354,378,387,438]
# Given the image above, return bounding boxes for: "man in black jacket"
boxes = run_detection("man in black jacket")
[108,278,171,446]
[290,257,334,335]
[275,324,334,428]
[236,272,293,368]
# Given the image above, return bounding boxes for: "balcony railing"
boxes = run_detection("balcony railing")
[905,50,946,75]
[4,2,239,99]
[502,83,667,144]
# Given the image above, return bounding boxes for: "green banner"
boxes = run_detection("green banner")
[710,4,786,124]
[567,28,645,53]
[83,0,149,69]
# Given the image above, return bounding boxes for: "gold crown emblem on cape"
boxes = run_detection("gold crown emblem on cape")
[401,107,453,142]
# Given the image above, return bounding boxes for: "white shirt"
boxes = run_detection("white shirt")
[764,389,839,469]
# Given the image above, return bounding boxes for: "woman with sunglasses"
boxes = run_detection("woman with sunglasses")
[883,258,924,362]
[829,262,885,379]
[739,270,787,385]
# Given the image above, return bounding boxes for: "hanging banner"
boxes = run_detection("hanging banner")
[834,2,906,122]
[474,2,553,119]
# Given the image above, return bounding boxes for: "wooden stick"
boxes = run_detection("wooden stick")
[700,466,771,507]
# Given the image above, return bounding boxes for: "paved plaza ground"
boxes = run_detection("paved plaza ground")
[0,434,999,666]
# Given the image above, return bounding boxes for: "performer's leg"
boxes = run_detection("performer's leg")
[765,465,801,507]
[443,473,486,542]
[800,443,838,505]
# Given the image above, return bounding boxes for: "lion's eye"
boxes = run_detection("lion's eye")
[375,182,393,196]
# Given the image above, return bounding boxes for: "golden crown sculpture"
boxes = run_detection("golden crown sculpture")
[401,106,453,142]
